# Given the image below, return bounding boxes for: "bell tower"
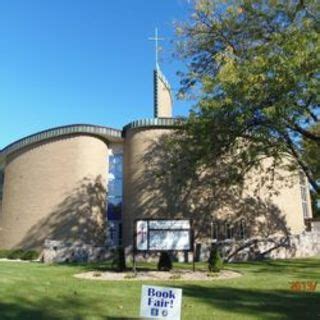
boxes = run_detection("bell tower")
[153,65,173,118]
[149,28,173,118]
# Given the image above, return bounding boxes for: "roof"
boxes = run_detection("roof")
[0,124,123,162]
[122,117,182,134]
[0,118,184,164]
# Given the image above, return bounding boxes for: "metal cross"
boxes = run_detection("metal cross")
[148,28,164,67]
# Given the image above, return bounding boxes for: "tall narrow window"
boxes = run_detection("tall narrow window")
[239,219,246,240]
[299,172,309,219]
[211,222,218,241]
[118,223,123,246]
[107,150,123,247]
[224,222,234,240]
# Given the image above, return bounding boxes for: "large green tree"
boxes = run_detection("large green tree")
[175,0,320,193]
[302,123,320,181]
[302,123,320,215]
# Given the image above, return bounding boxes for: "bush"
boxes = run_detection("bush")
[208,246,223,273]
[7,249,25,260]
[21,250,39,261]
[111,247,126,272]
[157,252,172,271]
[0,250,10,258]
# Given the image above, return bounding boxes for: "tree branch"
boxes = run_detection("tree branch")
[283,134,319,194]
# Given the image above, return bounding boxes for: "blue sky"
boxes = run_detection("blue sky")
[0,0,193,149]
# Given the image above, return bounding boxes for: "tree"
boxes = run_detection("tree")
[302,123,320,215]
[302,123,320,182]
[175,0,320,193]
[142,130,292,260]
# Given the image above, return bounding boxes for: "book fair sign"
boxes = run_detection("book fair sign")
[140,285,182,320]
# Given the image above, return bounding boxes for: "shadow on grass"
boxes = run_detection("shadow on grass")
[180,285,320,320]
[229,257,320,279]
[0,296,88,320]
[0,296,141,320]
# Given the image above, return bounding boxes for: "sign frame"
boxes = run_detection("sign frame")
[134,218,194,253]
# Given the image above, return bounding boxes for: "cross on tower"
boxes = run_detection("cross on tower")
[148,28,164,67]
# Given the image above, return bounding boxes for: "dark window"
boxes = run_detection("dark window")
[118,223,122,246]
[107,152,123,246]
[239,219,246,240]
[211,222,219,240]
[225,222,234,240]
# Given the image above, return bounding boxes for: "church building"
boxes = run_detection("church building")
[0,60,318,262]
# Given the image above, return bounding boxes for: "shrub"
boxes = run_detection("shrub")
[112,247,126,272]
[208,246,223,273]
[0,250,10,259]
[21,250,39,261]
[7,249,25,260]
[157,252,172,271]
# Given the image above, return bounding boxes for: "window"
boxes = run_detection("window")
[107,153,123,220]
[211,220,247,241]
[224,222,234,240]
[118,223,123,246]
[107,151,123,246]
[107,221,122,247]
[239,219,246,240]
[299,172,309,219]
[211,222,218,241]
[302,202,309,219]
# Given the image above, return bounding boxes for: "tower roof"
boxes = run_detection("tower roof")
[153,65,173,118]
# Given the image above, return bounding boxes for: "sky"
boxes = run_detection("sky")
[0,0,193,149]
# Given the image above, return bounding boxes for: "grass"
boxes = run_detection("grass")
[0,257,319,320]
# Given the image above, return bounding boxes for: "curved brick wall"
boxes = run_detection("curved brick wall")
[123,127,173,247]
[0,135,108,250]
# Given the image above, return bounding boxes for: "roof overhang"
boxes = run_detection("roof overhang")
[0,124,123,160]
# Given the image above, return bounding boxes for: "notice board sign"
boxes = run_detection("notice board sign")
[140,285,182,320]
[135,219,192,252]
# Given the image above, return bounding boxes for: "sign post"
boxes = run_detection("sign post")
[140,285,182,320]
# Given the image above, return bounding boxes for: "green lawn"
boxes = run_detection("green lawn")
[0,257,319,320]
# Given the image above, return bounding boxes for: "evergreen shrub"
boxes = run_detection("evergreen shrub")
[21,250,39,261]
[208,246,223,273]
[157,252,172,271]
[7,249,25,260]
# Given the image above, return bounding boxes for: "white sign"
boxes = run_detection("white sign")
[149,230,190,251]
[149,220,190,230]
[140,285,182,320]
[136,220,192,251]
